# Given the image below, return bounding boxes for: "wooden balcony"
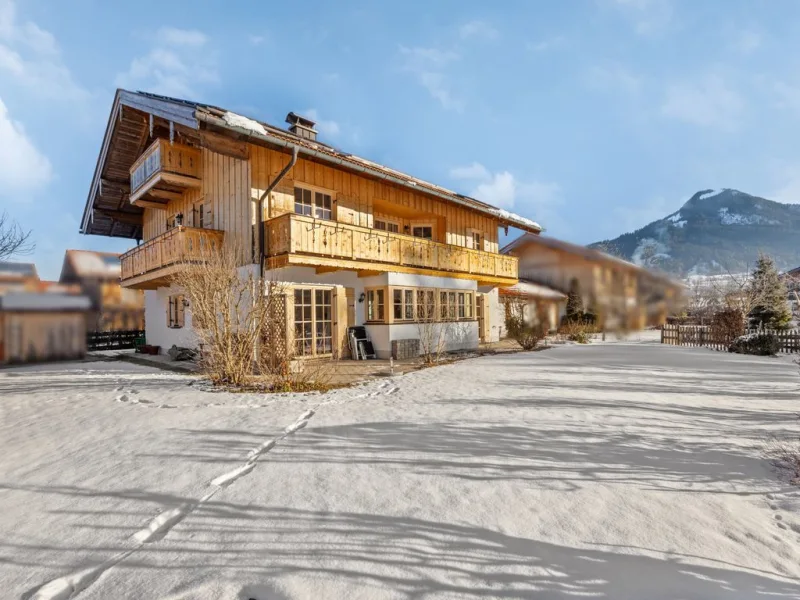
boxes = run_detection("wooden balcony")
[129,138,201,209]
[264,213,518,286]
[120,226,224,289]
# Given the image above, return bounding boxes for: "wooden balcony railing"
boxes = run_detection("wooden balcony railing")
[129,138,201,206]
[120,226,224,286]
[264,213,518,282]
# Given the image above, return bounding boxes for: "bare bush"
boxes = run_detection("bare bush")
[170,244,292,388]
[505,298,548,350]
[416,289,450,364]
[765,434,800,485]
[710,308,745,346]
[558,320,596,344]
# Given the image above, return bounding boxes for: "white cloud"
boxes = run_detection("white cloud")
[0,97,52,197]
[116,27,218,98]
[304,108,340,138]
[606,0,673,36]
[399,45,463,112]
[157,27,207,47]
[449,162,490,180]
[661,75,744,130]
[459,20,498,40]
[0,0,87,101]
[450,161,561,211]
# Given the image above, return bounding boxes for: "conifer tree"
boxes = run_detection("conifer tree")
[748,254,792,329]
[565,278,584,323]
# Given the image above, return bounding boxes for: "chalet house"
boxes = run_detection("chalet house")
[79,90,541,358]
[59,250,144,332]
[502,234,682,330]
[497,280,567,336]
[0,261,91,364]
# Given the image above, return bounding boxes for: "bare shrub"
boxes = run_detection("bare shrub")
[505,298,548,350]
[765,435,800,485]
[416,289,450,364]
[558,320,595,344]
[171,243,292,388]
[710,308,745,346]
[728,332,780,356]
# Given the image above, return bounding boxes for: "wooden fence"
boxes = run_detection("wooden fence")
[87,330,144,351]
[661,324,800,353]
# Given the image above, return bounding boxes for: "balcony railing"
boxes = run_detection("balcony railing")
[264,213,518,282]
[129,138,201,207]
[120,226,224,287]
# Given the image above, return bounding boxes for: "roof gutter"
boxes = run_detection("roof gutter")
[194,110,542,235]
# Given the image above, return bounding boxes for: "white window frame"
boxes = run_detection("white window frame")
[411,221,435,240]
[467,228,483,251]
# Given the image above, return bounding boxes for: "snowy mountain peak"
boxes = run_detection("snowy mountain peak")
[591,189,800,275]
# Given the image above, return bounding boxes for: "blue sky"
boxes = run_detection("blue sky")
[3,0,800,279]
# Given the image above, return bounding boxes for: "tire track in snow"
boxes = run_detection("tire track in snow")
[24,378,401,600]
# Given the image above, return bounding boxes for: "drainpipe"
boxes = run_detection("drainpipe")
[256,145,298,275]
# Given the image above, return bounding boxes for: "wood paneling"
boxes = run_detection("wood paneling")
[250,146,500,253]
[0,312,87,363]
[141,147,252,263]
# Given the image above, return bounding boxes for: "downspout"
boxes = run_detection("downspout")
[256,145,298,275]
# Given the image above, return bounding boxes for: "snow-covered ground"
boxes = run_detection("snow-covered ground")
[2,344,800,599]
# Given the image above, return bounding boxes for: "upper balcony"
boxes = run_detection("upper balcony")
[120,226,224,289]
[264,213,518,286]
[129,138,201,209]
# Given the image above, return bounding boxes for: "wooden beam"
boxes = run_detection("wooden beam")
[316,266,341,274]
[199,130,249,160]
[148,188,183,202]
[101,178,130,191]
[95,209,143,226]
[357,270,382,278]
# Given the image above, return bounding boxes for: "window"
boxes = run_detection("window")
[412,225,433,239]
[393,288,416,321]
[375,219,400,233]
[440,291,457,320]
[168,294,185,328]
[470,230,482,251]
[366,288,385,322]
[416,289,436,321]
[294,186,332,220]
[294,287,333,357]
[194,201,205,228]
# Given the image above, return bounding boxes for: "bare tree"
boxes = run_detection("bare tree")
[0,211,33,261]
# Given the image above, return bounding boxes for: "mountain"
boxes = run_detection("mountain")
[590,189,800,276]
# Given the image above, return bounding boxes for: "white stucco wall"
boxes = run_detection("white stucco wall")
[144,287,198,352]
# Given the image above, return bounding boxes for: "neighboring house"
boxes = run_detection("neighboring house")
[0,270,91,364]
[497,280,567,337]
[59,250,145,332]
[502,234,682,330]
[79,90,541,358]
[0,261,39,294]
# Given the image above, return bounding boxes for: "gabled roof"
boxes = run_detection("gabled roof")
[502,233,681,288]
[0,261,38,280]
[81,89,542,239]
[500,279,567,300]
[61,250,121,279]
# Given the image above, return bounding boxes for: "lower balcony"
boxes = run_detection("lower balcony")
[264,213,518,286]
[120,226,224,289]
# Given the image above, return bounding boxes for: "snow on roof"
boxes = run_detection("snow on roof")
[222,111,267,137]
[0,261,38,280]
[0,292,91,311]
[491,209,542,232]
[67,250,121,277]
[501,279,566,300]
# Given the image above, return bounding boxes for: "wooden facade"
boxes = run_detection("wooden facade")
[122,140,517,288]
[0,311,87,364]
